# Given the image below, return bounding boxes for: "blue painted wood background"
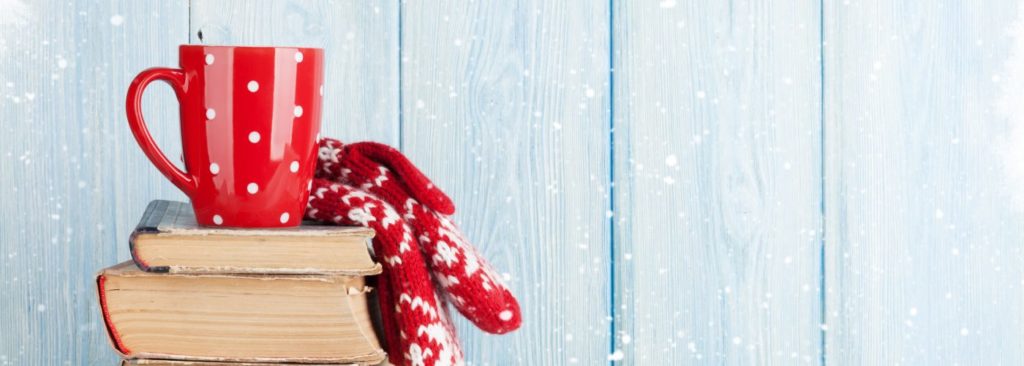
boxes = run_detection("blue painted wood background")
[2,0,1023,364]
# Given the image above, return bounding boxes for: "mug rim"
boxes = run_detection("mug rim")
[180,44,323,52]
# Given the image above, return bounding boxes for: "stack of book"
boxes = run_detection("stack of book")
[97,200,387,365]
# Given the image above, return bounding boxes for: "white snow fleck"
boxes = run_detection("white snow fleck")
[659,0,677,8]
[621,333,632,345]
[960,328,970,336]
[732,336,742,345]
[662,176,675,185]
[416,99,425,109]
[909,307,918,316]
[934,209,944,219]
[109,14,124,26]
[608,349,624,361]
[665,154,678,167]
[57,59,67,69]
[696,90,706,99]
[565,333,573,341]
[585,87,596,98]
[36,304,45,312]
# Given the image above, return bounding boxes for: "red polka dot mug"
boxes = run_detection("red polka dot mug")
[126,45,323,227]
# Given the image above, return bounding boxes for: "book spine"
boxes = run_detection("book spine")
[97,274,132,356]
[131,200,170,273]
[129,231,169,273]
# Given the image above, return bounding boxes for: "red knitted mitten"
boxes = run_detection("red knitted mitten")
[306,179,463,366]
[316,139,522,334]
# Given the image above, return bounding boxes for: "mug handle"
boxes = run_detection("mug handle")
[125,67,197,195]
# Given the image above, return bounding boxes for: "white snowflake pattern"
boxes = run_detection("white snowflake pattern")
[399,224,414,253]
[462,247,480,275]
[418,322,449,345]
[347,206,376,226]
[400,293,438,319]
[435,274,461,288]
[404,199,420,221]
[318,145,340,164]
[341,189,372,205]
[374,166,390,186]
[383,255,403,266]
[406,343,432,366]
[433,240,459,267]
[381,205,400,229]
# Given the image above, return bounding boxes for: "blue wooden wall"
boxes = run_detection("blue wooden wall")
[1,0,1023,364]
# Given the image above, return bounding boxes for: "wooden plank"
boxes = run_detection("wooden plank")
[190,0,400,144]
[400,1,612,364]
[823,1,1024,364]
[613,1,824,363]
[0,1,188,364]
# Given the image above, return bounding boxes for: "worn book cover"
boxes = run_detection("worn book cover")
[130,200,380,275]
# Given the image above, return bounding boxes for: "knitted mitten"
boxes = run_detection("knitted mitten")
[316,139,522,334]
[306,179,462,366]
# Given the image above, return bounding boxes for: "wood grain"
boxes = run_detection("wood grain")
[613,1,824,364]
[190,0,400,145]
[400,1,612,364]
[0,1,188,364]
[823,1,1024,364]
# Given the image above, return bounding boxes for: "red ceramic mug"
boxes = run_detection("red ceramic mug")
[126,45,323,227]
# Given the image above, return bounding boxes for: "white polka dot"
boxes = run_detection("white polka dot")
[499,310,513,321]
[294,51,303,62]
[289,161,300,173]
[319,85,323,96]
[247,80,259,92]
[205,108,216,120]
[212,215,223,225]
[209,163,220,174]
[248,131,260,143]
[293,105,303,117]
[247,182,259,194]
[279,212,290,224]
[205,54,214,65]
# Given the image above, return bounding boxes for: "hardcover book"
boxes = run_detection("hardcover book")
[130,200,380,275]
[97,262,386,364]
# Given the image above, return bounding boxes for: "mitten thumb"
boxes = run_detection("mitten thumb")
[346,141,456,215]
